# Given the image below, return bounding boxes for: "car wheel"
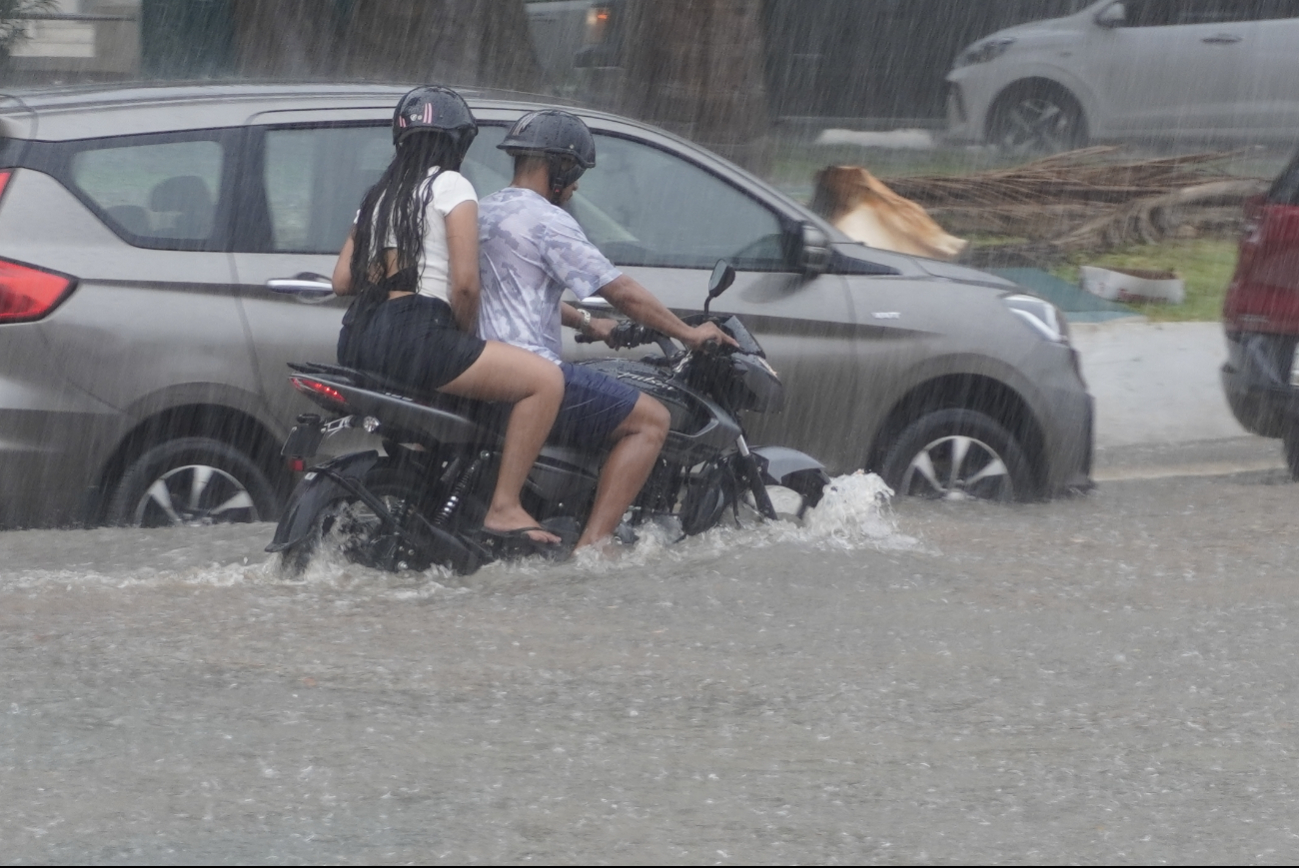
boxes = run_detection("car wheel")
[881,409,1033,503]
[988,83,1087,156]
[108,437,279,528]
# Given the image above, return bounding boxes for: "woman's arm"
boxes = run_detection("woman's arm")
[444,200,480,333]
[332,228,355,296]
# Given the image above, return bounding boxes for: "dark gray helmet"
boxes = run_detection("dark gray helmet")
[392,85,478,153]
[498,110,596,195]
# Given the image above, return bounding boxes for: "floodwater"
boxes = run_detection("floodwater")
[3,470,1299,864]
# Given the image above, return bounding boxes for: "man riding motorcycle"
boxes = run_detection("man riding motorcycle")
[476,110,735,551]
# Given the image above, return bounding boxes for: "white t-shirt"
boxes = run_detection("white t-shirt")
[362,168,478,302]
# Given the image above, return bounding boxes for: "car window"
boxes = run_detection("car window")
[1268,153,1299,206]
[460,124,515,198]
[262,124,392,254]
[256,122,515,255]
[69,136,225,247]
[1119,0,1262,25]
[567,134,787,270]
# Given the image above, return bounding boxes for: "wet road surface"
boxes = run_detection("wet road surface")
[3,467,1298,863]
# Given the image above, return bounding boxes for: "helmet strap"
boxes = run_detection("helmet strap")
[547,155,584,204]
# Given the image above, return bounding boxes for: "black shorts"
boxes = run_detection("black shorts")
[550,362,641,450]
[350,294,485,394]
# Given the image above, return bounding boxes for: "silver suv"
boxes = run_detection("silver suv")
[0,83,1093,528]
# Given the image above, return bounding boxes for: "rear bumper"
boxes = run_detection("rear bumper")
[0,328,122,527]
[1220,331,1299,439]
[0,406,120,527]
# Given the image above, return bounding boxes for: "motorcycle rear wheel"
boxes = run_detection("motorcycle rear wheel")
[278,466,479,577]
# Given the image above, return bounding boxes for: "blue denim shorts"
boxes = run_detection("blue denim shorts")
[551,362,641,450]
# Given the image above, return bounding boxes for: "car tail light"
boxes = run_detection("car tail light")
[0,170,10,202]
[0,258,76,324]
[290,376,349,410]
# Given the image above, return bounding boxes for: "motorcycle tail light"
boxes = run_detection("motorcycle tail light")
[0,257,76,324]
[290,376,349,410]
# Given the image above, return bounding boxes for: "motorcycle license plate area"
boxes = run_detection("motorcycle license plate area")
[281,424,324,459]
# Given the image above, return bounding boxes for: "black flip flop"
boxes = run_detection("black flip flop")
[476,526,571,561]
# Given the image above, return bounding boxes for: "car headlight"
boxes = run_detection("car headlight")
[954,37,1016,68]
[1003,294,1069,344]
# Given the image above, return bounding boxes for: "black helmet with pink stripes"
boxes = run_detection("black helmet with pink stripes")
[391,85,478,155]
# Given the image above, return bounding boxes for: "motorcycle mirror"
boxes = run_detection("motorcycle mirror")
[705,260,736,312]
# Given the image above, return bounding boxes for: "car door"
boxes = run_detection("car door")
[557,127,865,466]
[1089,0,1250,135]
[230,112,393,424]
[30,128,255,417]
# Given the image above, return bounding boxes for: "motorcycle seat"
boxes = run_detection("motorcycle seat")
[288,361,509,429]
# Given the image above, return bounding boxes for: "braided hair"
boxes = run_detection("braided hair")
[349,130,466,302]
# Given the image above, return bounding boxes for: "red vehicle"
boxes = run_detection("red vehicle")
[1222,149,1299,475]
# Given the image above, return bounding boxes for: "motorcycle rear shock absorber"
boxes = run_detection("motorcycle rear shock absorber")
[433,450,490,529]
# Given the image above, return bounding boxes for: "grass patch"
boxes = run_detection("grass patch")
[1049,238,1239,322]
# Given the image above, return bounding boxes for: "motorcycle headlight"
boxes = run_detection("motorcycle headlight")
[954,37,1016,68]
[1003,293,1069,344]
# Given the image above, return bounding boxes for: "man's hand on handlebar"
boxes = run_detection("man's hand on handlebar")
[681,321,738,353]
[583,316,619,348]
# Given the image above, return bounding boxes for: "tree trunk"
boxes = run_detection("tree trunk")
[230,0,338,78]
[228,0,540,90]
[339,0,540,91]
[619,0,770,172]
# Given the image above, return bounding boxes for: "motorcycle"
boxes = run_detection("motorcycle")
[265,260,830,575]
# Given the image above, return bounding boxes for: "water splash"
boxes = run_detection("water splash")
[482,471,917,580]
[0,473,915,593]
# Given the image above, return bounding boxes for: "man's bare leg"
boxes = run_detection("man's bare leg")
[575,394,670,550]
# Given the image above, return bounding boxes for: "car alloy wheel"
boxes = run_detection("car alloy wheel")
[132,463,258,526]
[109,436,279,528]
[990,87,1086,156]
[900,434,1012,501]
[882,408,1033,503]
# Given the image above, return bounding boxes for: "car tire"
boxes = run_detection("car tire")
[881,409,1033,503]
[988,82,1087,156]
[1282,426,1299,481]
[108,437,279,528]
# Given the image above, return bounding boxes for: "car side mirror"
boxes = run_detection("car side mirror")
[705,259,736,313]
[1095,1,1125,28]
[795,222,831,277]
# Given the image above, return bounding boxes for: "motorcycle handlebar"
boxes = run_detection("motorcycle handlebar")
[575,319,734,356]
[575,320,665,350]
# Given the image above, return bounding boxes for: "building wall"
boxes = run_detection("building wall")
[5,0,140,82]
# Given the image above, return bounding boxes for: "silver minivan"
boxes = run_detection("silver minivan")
[0,83,1093,528]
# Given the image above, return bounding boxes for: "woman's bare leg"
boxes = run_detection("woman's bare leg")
[439,342,564,543]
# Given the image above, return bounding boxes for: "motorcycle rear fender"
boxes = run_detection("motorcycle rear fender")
[752,446,827,487]
[265,450,380,552]
[300,374,492,446]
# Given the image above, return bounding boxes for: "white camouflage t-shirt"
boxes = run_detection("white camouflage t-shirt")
[477,187,622,363]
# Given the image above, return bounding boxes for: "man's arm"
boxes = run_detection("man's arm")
[560,301,616,344]
[597,274,735,351]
